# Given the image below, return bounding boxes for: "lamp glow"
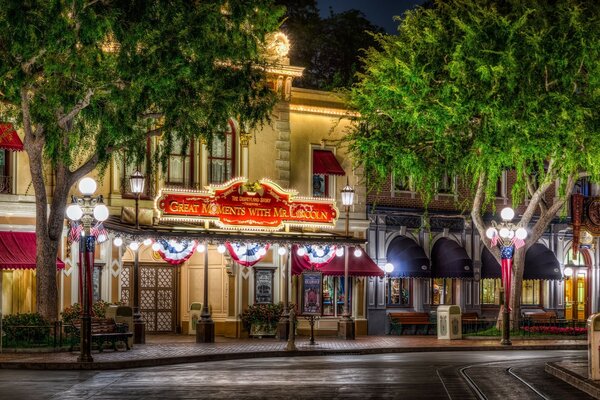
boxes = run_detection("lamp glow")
[515,227,527,240]
[500,207,515,221]
[152,242,161,251]
[335,247,344,257]
[277,247,287,256]
[354,247,362,257]
[257,247,267,256]
[66,204,83,221]
[129,171,145,195]
[384,263,394,274]
[93,203,109,221]
[315,247,325,257]
[564,267,573,277]
[129,242,139,251]
[196,243,206,253]
[499,227,510,238]
[113,237,123,247]
[297,247,306,256]
[217,244,226,254]
[97,233,107,243]
[78,177,97,195]
[485,227,497,239]
[341,183,355,206]
[143,238,153,246]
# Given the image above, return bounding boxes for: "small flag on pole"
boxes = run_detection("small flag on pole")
[512,236,525,249]
[490,234,498,247]
[68,221,83,244]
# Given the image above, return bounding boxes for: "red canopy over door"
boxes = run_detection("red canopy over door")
[0,123,24,151]
[0,231,65,270]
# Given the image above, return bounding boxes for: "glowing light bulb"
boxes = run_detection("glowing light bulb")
[129,242,139,251]
[354,247,363,257]
[277,247,287,256]
[499,228,510,238]
[384,263,394,273]
[217,244,226,254]
[152,242,161,251]
[515,227,527,240]
[113,237,123,247]
[335,247,344,257]
[143,238,152,246]
[485,227,497,239]
[297,247,306,256]
[500,207,515,221]
[196,243,206,253]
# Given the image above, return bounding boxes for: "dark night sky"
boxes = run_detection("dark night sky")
[317,0,427,34]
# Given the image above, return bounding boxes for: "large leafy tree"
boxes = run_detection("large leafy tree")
[0,0,283,320]
[348,0,600,323]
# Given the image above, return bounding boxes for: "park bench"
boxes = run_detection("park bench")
[388,312,435,335]
[71,318,132,352]
[461,312,479,321]
[525,311,557,326]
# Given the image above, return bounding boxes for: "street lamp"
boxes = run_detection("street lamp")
[129,170,146,344]
[384,263,394,307]
[66,177,109,362]
[339,180,355,340]
[485,206,527,346]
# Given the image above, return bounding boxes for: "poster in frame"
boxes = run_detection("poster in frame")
[254,268,274,304]
[301,271,322,315]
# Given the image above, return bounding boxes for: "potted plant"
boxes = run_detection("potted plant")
[240,303,283,337]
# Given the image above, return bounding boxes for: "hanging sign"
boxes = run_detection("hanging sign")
[155,177,338,231]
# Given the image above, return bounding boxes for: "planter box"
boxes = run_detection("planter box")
[250,324,277,338]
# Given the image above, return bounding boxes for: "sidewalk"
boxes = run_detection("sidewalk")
[0,335,586,370]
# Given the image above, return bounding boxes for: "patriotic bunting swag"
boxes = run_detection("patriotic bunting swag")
[226,242,270,267]
[300,244,337,268]
[155,239,197,265]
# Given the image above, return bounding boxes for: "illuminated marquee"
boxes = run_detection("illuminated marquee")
[155,177,339,231]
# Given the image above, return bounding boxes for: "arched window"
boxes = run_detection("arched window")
[208,120,236,184]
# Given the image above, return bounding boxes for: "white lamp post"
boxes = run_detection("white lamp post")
[384,263,394,306]
[65,177,109,362]
[339,180,355,340]
[486,206,527,346]
[129,171,146,344]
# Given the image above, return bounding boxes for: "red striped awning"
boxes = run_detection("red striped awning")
[292,245,383,277]
[313,150,345,176]
[0,123,24,151]
[0,231,65,270]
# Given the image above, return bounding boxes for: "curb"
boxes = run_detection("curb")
[0,343,587,371]
[545,361,600,399]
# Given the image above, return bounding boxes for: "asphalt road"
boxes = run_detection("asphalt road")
[0,350,590,400]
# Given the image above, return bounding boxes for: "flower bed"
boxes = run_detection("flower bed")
[522,326,587,336]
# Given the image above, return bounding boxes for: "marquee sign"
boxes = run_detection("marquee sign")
[155,177,339,231]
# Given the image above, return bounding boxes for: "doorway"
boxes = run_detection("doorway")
[563,247,590,321]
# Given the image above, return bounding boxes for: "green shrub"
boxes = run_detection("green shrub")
[1,313,51,345]
[240,303,283,332]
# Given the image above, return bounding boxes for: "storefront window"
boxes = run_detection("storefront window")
[322,276,351,316]
[387,277,411,306]
[521,280,540,305]
[432,278,453,305]
[481,278,500,304]
[208,121,235,184]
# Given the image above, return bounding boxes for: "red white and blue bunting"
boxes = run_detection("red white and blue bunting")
[155,239,197,265]
[298,244,337,268]
[226,242,270,267]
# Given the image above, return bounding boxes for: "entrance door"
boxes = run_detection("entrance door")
[121,264,178,333]
[564,268,588,321]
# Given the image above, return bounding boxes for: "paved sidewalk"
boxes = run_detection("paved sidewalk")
[0,335,586,370]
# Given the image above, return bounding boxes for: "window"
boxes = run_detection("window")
[495,171,507,198]
[322,276,352,316]
[312,174,329,197]
[437,173,456,195]
[208,120,236,184]
[521,280,541,305]
[166,137,193,188]
[573,176,591,196]
[0,149,10,194]
[393,173,413,193]
[387,277,411,306]
[481,278,501,304]
[432,278,453,305]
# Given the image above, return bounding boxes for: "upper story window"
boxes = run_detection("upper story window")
[393,173,413,193]
[208,120,236,184]
[573,176,591,196]
[437,173,456,195]
[312,147,345,198]
[0,149,10,194]
[167,137,193,188]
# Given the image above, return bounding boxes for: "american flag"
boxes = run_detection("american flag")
[67,221,83,244]
[91,222,109,243]
[490,234,498,247]
[512,236,525,249]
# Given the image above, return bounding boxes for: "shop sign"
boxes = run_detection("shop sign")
[155,177,339,231]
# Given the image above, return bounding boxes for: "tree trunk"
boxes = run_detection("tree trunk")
[509,249,526,330]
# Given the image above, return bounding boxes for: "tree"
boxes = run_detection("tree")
[0,0,283,321]
[347,0,600,324]
[276,0,384,90]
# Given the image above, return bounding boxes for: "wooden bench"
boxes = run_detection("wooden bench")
[461,312,479,321]
[388,312,435,335]
[526,311,557,324]
[72,318,133,352]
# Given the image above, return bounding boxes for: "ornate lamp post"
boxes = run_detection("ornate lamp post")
[197,241,217,343]
[277,245,290,341]
[339,181,355,339]
[129,170,146,344]
[384,262,394,305]
[485,207,527,346]
[66,177,109,362]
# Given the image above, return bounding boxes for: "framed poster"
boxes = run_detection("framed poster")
[301,271,322,315]
[254,268,274,304]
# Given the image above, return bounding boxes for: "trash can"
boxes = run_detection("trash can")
[105,305,134,348]
[189,302,203,335]
[437,305,462,339]
[588,313,600,380]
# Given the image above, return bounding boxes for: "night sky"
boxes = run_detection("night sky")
[317,0,427,34]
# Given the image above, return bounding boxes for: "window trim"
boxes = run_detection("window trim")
[166,139,195,188]
[208,119,236,185]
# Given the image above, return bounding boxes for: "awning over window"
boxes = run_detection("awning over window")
[0,123,24,151]
[0,231,65,270]
[386,236,431,278]
[313,150,345,176]
[291,245,383,277]
[481,244,562,280]
[431,238,473,279]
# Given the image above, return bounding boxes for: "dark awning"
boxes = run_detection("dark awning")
[313,150,345,176]
[0,231,65,270]
[0,123,24,151]
[481,244,562,280]
[524,243,562,280]
[386,236,431,278]
[291,245,383,277]
[431,238,473,279]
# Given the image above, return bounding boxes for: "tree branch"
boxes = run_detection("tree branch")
[57,89,94,129]
[21,49,46,74]
[528,174,576,243]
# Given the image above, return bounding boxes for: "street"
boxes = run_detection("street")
[0,350,590,399]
